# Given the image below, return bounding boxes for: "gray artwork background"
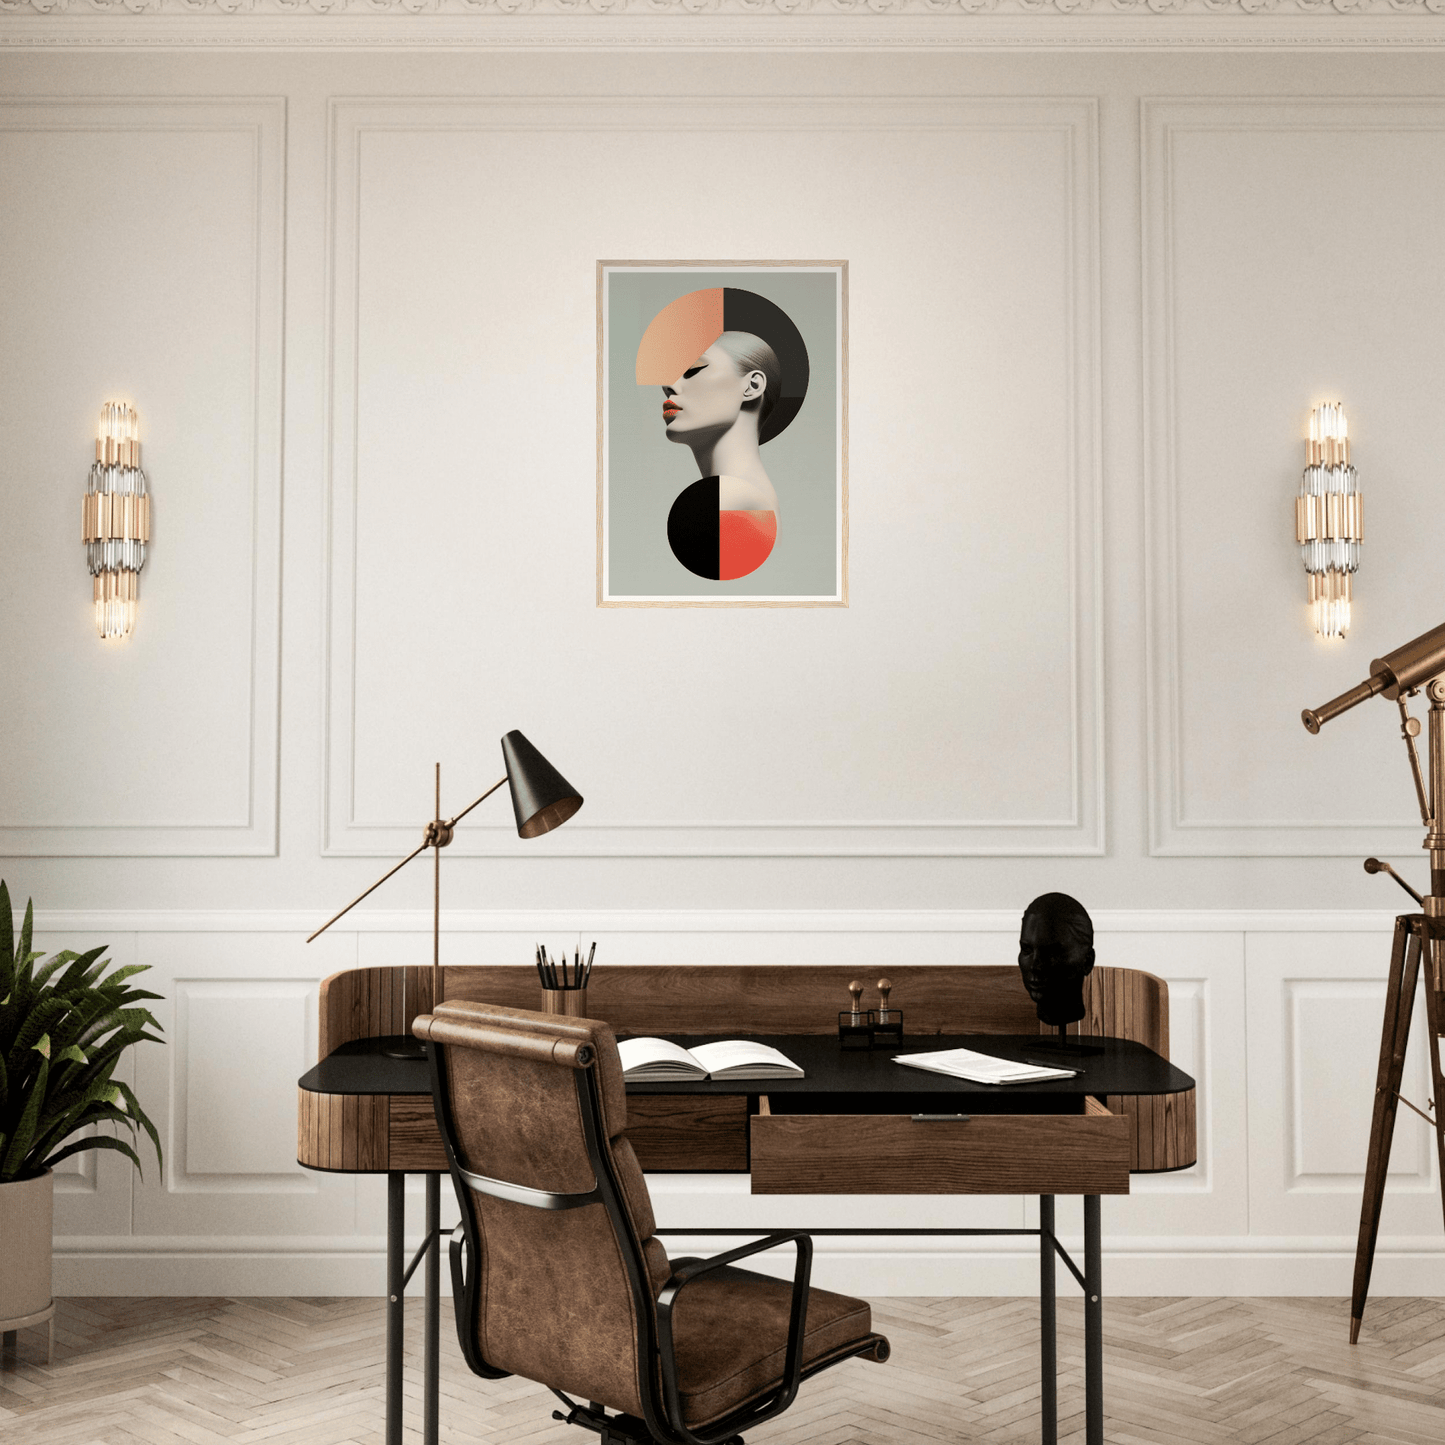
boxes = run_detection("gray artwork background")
[605,268,840,599]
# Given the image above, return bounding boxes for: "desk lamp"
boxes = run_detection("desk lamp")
[307,730,583,1057]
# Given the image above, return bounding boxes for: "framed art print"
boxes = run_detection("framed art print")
[598,261,847,607]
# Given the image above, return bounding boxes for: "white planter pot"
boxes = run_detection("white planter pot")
[0,1169,54,1329]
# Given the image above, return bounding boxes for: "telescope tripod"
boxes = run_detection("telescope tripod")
[1350,913,1445,1342]
[1349,678,1445,1342]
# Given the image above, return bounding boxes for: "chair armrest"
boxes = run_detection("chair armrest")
[654,1233,813,1445]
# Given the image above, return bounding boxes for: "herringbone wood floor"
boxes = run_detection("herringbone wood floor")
[2,1296,1444,1445]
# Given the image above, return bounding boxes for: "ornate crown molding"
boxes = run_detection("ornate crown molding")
[3,0,1445,14]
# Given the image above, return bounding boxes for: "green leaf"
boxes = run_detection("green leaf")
[17,897,33,983]
[112,1079,163,1173]
[1,1047,48,1179]
[32,952,79,991]
[48,948,109,997]
[9,997,70,1066]
[0,880,165,1185]
[93,964,151,989]
[0,881,12,977]
[41,1132,144,1176]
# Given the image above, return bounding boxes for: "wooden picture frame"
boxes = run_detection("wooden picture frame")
[597,260,847,608]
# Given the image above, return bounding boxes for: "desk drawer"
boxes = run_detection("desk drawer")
[624,1095,749,1172]
[750,1095,1130,1195]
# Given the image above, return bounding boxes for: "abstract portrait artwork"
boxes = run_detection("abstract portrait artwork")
[598,262,846,606]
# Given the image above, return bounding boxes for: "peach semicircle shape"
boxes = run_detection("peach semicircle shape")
[635,287,725,385]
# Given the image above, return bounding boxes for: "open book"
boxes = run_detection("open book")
[617,1037,804,1082]
[894,1047,1077,1085]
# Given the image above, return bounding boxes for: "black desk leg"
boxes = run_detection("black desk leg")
[1039,1195,1056,1445]
[425,1173,441,1445]
[387,1172,405,1445]
[1083,1195,1103,1445]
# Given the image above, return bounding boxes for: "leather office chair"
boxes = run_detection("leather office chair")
[413,1000,890,1445]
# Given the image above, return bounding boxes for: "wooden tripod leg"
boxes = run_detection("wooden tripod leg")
[1350,916,1423,1343]
[1422,930,1445,1246]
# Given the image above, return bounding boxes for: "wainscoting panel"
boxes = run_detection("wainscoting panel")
[32,907,1445,1296]
[1143,98,1445,857]
[0,98,285,856]
[129,931,359,1241]
[177,979,316,1182]
[324,97,1103,859]
[1245,927,1442,1240]
[1085,930,1248,1239]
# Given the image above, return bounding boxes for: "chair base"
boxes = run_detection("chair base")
[552,1398,742,1445]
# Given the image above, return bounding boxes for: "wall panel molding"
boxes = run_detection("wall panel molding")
[0,97,285,857]
[30,906,1409,934]
[1143,97,1445,858]
[26,906,1428,1297]
[323,96,1103,858]
[8,9,1445,54]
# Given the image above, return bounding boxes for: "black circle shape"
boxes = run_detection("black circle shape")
[722,288,810,445]
[667,477,721,580]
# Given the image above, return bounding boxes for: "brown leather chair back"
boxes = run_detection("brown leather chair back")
[414,1000,672,1417]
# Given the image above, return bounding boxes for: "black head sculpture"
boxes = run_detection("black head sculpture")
[1018,892,1096,1028]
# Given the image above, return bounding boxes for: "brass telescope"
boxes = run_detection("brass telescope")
[1303,617,1445,1346]
[1302,618,1445,733]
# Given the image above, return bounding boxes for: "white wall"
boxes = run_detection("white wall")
[5,28,1445,1295]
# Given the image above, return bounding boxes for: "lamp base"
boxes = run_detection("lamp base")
[378,1034,426,1061]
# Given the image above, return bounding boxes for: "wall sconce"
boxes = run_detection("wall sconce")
[1296,401,1362,639]
[83,402,150,640]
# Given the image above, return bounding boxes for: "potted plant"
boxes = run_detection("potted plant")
[0,880,164,1339]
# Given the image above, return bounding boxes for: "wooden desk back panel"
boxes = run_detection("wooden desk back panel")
[309,963,1193,1174]
[318,964,1166,1054]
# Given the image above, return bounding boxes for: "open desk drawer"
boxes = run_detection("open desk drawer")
[750,1094,1131,1195]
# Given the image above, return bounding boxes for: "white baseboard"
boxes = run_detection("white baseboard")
[51,1235,1445,1298]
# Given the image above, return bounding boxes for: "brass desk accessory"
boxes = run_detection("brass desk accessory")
[1302,617,1445,1341]
[306,731,583,1058]
[871,976,904,1048]
[838,979,871,1049]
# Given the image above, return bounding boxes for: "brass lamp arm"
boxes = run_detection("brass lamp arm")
[446,775,507,831]
[305,773,507,944]
[306,839,432,943]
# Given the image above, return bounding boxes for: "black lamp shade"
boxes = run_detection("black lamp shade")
[501,730,583,839]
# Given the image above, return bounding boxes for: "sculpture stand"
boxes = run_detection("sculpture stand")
[1350,678,1445,1341]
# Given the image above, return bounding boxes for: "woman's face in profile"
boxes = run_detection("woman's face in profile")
[661,342,764,442]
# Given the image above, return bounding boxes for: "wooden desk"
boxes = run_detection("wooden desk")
[299,964,1196,1177]
[297,964,1196,1445]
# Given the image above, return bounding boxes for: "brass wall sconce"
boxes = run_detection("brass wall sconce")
[83,402,150,640]
[1296,401,1362,639]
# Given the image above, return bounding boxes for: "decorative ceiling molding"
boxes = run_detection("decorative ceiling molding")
[4,0,1445,13]
[7,9,1445,56]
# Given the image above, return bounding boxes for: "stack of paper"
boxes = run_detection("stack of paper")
[893,1048,1077,1085]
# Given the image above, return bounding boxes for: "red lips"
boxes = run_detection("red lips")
[662,401,681,421]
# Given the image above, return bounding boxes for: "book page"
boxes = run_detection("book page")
[689,1041,802,1075]
[617,1037,705,1076]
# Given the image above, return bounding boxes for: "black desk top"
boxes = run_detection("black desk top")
[300,1033,1193,1099]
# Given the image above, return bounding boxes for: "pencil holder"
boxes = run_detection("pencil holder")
[837,1012,872,1050]
[542,988,588,1017]
[868,1010,903,1049]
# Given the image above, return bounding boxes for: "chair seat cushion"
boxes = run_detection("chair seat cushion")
[665,1262,877,1427]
